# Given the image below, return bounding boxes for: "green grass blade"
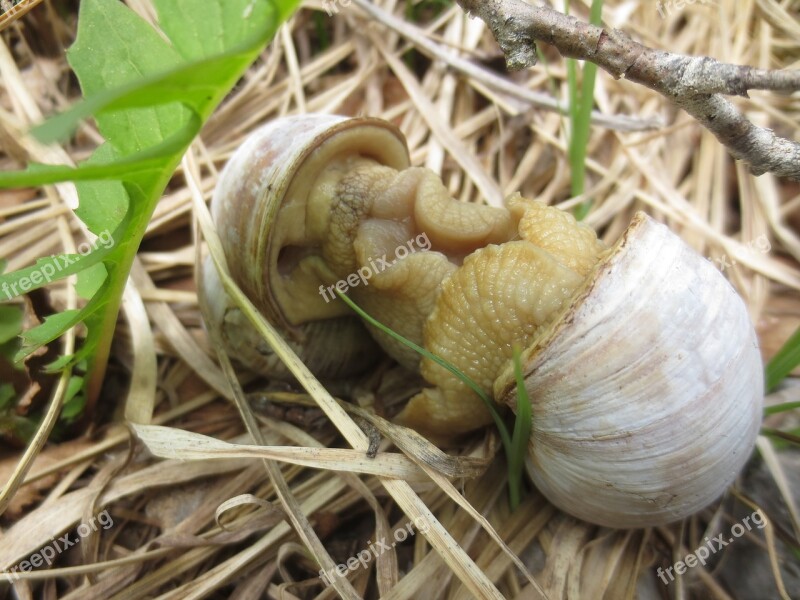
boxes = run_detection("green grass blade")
[760,427,800,447]
[565,0,604,221]
[509,345,532,510]
[765,324,800,392]
[334,290,513,454]
[764,401,800,416]
[335,290,540,511]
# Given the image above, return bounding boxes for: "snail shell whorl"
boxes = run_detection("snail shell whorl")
[210,114,409,331]
[202,115,409,378]
[495,213,764,528]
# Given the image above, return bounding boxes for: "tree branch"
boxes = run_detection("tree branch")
[457,0,800,180]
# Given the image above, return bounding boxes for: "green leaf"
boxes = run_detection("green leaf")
[0,305,21,361]
[0,214,125,299]
[0,305,23,344]
[61,376,86,419]
[151,0,279,60]
[0,0,301,420]
[66,0,186,155]
[0,111,200,180]
[15,309,81,361]
[30,59,227,145]
[765,324,800,392]
[0,383,14,411]
[75,263,108,300]
[62,394,88,420]
[74,144,129,235]
[24,275,115,368]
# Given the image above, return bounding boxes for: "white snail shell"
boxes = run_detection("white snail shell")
[199,114,764,528]
[493,212,763,528]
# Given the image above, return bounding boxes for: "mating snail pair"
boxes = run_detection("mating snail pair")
[198,114,764,529]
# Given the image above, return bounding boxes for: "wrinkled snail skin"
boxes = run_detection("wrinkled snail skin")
[199,114,764,529]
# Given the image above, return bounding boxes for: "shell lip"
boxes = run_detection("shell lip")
[278,116,412,191]
[494,211,652,403]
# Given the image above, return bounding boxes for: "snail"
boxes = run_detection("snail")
[198,114,764,529]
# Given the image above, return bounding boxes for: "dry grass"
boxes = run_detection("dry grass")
[1,0,799,598]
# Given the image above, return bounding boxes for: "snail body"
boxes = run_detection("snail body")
[199,114,764,528]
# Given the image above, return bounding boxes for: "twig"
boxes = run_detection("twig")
[456,0,800,180]
[351,0,660,132]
